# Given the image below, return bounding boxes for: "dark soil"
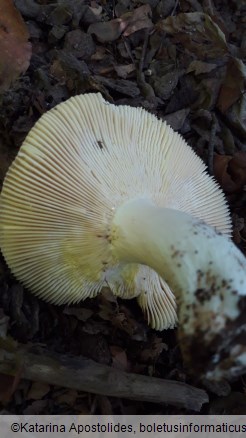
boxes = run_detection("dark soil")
[0,0,245,415]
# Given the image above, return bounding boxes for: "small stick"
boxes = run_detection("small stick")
[0,343,208,411]
[137,29,155,99]
[139,28,149,74]
[122,31,155,99]
[171,0,179,15]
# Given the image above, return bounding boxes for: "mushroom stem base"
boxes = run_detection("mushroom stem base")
[111,198,246,380]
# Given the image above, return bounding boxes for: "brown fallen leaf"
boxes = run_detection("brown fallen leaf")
[121,5,153,37]
[23,400,49,414]
[63,307,93,322]
[232,214,245,245]
[157,12,228,60]
[54,389,78,406]
[89,3,102,18]
[226,95,246,139]
[194,77,222,110]
[152,70,183,100]
[88,20,122,43]
[214,155,237,193]
[63,29,96,60]
[110,346,129,371]
[140,337,167,364]
[214,152,246,193]
[228,152,246,188]
[88,5,153,43]
[0,309,9,338]
[114,64,136,79]
[112,308,147,341]
[203,0,230,38]
[27,381,50,400]
[94,75,140,98]
[187,60,218,75]
[0,372,21,403]
[0,0,32,92]
[162,108,190,131]
[217,57,246,113]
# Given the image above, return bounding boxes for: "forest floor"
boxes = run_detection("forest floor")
[0,0,245,415]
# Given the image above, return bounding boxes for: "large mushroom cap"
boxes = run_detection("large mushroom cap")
[0,93,231,330]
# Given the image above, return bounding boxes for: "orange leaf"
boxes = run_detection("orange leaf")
[0,0,32,92]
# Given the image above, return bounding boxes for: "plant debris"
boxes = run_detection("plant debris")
[0,0,32,92]
[0,0,245,415]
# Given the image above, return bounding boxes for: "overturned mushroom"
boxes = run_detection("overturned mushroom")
[0,93,245,379]
[0,93,230,328]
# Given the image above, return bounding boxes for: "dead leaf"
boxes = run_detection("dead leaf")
[98,289,119,322]
[0,372,21,403]
[82,320,109,336]
[140,337,168,363]
[91,46,107,61]
[156,0,176,18]
[194,77,222,110]
[157,12,228,60]
[213,155,238,193]
[0,140,16,184]
[114,64,136,79]
[94,76,140,97]
[96,395,114,415]
[187,60,218,75]
[203,0,230,38]
[232,214,244,245]
[0,0,32,92]
[225,95,246,138]
[163,108,190,131]
[23,399,48,414]
[89,4,102,17]
[0,309,9,338]
[112,307,147,341]
[54,389,78,406]
[88,5,153,43]
[214,152,246,193]
[27,381,50,400]
[79,333,111,365]
[228,152,246,188]
[217,58,246,113]
[63,307,93,322]
[110,346,129,371]
[64,29,96,60]
[152,70,184,100]
[121,5,153,37]
[88,19,123,43]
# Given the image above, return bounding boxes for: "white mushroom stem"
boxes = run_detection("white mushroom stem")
[111,198,246,380]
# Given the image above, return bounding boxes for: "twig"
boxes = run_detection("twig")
[137,29,155,99]
[139,28,149,74]
[171,0,180,16]
[122,36,135,64]
[0,342,208,411]
[122,31,155,100]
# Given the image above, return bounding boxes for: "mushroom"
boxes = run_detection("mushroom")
[0,93,245,379]
[0,92,230,327]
